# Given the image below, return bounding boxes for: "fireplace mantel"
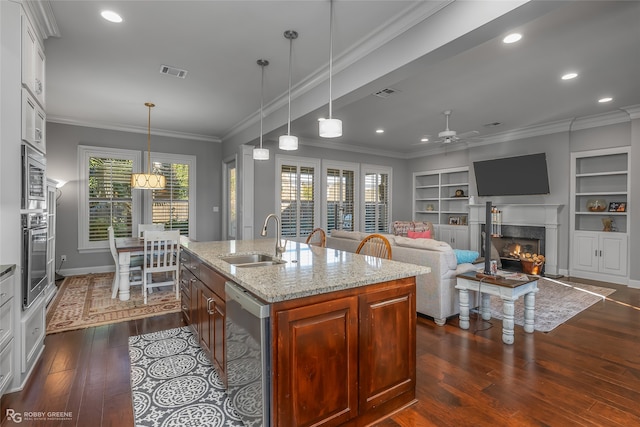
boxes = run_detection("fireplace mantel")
[468,204,563,275]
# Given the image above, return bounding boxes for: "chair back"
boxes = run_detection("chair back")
[138,223,164,238]
[143,230,181,272]
[305,228,326,247]
[356,234,392,259]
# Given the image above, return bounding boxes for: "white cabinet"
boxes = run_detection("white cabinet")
[21,89,46,154]
[437,225,470,250]
[572,232,627,277]
[0,266,16,397]
[21,14,45,108]
[570,148,629,283]
[21,296,45,373]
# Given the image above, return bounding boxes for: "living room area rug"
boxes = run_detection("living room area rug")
[488,277,616,332]
[46,272,181,334]
[129,326,244,427]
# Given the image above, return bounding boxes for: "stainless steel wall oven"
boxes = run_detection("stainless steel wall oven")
[22,144,46,210]
[22,212,48,309]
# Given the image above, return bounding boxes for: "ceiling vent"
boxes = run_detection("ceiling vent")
[372,88,399,98]
[159,65,188,79]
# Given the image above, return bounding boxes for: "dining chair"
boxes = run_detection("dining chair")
[356,234,392,259]
[305,228,326,247]
[142,230,180,304]
[108,226,144,299]
[138,223,164,238]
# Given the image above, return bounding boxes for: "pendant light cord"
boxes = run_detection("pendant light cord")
[260,63,265,149]
[145,102,155,174]
[287,34,293,135]
[328,0,334,119]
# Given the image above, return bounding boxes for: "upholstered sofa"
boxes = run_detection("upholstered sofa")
[325,224,477,326]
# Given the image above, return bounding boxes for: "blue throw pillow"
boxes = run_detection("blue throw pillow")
[453,249,479,264]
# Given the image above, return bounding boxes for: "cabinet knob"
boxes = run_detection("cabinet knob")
[0,292,6,297]
[33,327,40,334]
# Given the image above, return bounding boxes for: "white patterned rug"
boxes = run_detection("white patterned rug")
[488,277,616,332]
[128,327,244,427]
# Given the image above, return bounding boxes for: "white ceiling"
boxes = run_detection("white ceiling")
[42,1,640,155]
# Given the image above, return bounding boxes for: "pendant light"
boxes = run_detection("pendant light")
[279,30,299,151]
[253,59,270,160]
[319,0,342,138]
[131,102,166,189]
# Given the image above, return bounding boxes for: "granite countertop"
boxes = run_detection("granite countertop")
[180,238,431,303]
[0,264,16,280]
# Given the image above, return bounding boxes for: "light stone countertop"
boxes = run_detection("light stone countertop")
[180,238,431,303]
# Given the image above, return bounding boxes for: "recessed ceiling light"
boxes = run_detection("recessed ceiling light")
[598,97,613,103]
[376,129,384,134]
[101,10,123,23]
[561,72,578,80]
[502,33,522,44]
[420,137,429,142]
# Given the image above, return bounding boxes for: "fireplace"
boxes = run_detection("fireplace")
[468,204,562,276]
[481,225,546,273]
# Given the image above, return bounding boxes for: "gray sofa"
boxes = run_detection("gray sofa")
[325,229,477,326]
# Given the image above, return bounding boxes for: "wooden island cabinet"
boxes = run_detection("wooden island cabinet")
[179,239,426,427]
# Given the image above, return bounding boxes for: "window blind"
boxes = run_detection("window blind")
[364,172,389,233]
[326,168,355,231]
[151,162,190,235]
[280,164,316,238]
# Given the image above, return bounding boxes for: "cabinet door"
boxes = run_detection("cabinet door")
[21,15,36,94]
[358,281,416,412]
[572,233,599,273]
[599,234,627,276]
[275,296,358,427]
[197,281,214,358]
[211,292,226,385]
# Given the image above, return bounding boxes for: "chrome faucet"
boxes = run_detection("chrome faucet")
[261,214,285,259]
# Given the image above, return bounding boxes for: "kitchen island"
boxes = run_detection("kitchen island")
[179,238,430,427]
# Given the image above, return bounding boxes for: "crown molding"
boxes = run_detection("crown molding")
[299,137,407,160]
[23,0,60,39]
[620,104,640,120]
[571,109,633,131]
[47,116,221,143]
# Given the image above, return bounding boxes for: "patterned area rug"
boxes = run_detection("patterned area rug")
[46,272,181,334]
[129,327,244,427]
[488,277,616,332]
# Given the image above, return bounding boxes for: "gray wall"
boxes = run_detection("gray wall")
[47,122,222,274]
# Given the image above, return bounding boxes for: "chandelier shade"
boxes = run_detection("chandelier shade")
[131,102,166,190]
[319,118,342,138]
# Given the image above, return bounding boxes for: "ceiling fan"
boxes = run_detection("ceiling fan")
[412,109,480,146]
[435,110,479,144]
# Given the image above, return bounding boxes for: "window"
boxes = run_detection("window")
[78,146,141,251]
[144,153,196,239]
[322,161,359,231]
[224,158,237,239]
[361,164,392,234]
[276,156,320,239]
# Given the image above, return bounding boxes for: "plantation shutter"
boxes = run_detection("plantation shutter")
[279,162,317,239]
[151,161,190,235]
[326,168,355,231]
[88,156,134,240]
[364,171,389,233]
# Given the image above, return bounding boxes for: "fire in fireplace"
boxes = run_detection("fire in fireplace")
[480,224,546,273]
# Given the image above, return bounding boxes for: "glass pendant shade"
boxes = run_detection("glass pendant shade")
[132,102,166,190]
[131,173,166,189]
[253,147,269,160]
[319,118,342,138]
[279,134,298,150]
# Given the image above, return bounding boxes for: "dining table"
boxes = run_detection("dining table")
[114,237,145,301]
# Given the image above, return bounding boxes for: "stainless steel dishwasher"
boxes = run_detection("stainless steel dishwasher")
[225,281,271,427]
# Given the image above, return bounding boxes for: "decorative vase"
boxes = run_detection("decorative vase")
[602,217,613,232]
[587,199,607,212]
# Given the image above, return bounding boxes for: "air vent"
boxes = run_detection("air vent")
[372,88,399,98]
[483,122,502,128]
[159,64,188,79]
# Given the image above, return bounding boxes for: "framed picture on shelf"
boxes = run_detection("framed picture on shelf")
[448,216,460,225]
[459,215,468,225]
[608,202,626,212]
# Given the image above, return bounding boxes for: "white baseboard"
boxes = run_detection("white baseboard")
[628,278,640,289]
[58,265,115,278]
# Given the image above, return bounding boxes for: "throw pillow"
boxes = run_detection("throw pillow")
[407,230,431,239]
[453,249,480,264]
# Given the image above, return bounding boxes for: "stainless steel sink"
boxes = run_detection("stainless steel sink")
[233,260,286,268]
[221,254,286,268]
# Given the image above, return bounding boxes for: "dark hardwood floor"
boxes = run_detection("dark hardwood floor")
[2,278,639,427]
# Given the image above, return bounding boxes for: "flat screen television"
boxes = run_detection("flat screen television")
[473,153,550,196]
